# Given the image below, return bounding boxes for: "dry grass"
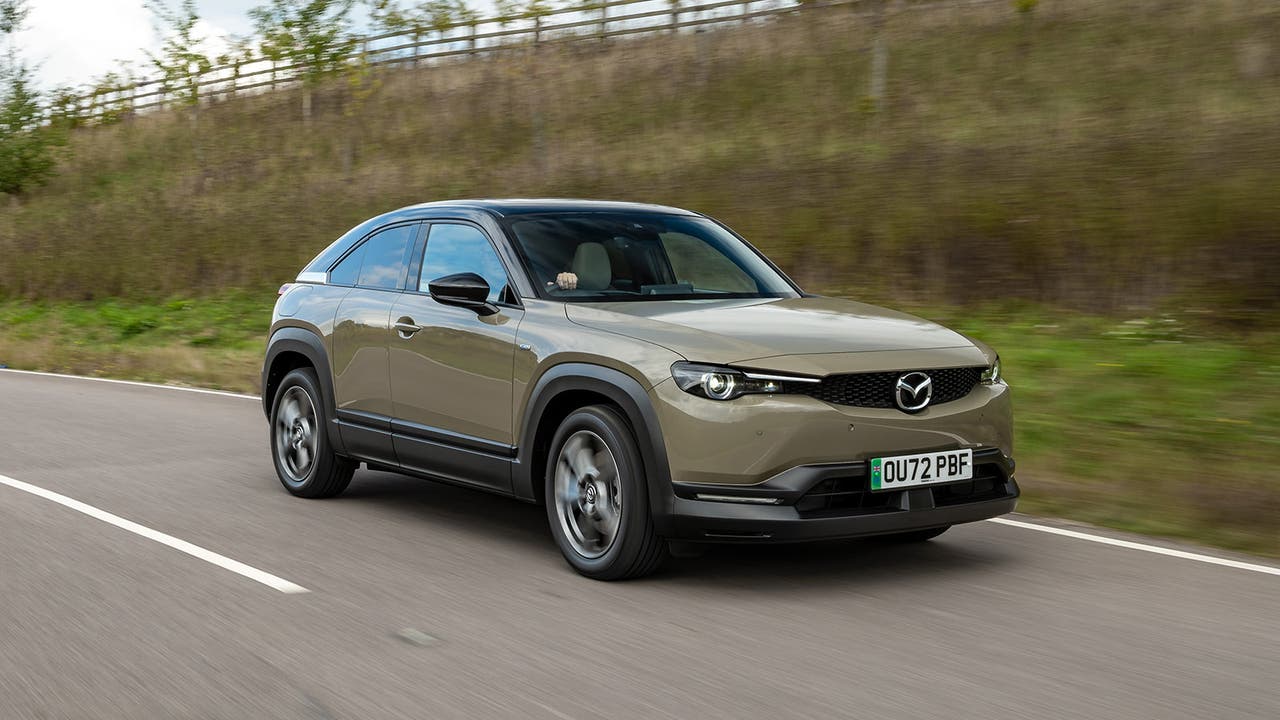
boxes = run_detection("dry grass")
[0,0,1277,319]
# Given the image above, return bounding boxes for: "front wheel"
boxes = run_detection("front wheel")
[270,367,356,498]
[545,405,666,580]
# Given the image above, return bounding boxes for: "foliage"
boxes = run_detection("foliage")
[523,0,554,20]
[146,0,213,105]
[0,66,64,194]
[367,0,479,38]
[0,0,62,196]
[494,0,521,26]
[84,65,140,125]
[367,0,415,33]
[46,85,84,129]
[249,0,358,84]
[0,0,26,35]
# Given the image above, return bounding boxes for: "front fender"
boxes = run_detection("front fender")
[513,363,675,530]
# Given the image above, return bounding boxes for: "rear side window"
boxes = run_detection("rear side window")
[419,224,510,303]
[329,224,416,289]
[357,225,415,289]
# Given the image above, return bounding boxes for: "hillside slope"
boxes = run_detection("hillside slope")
[1,0,1277,317]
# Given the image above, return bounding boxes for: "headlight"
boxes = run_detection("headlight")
[981,356,1002,384]
[671,362,815,401]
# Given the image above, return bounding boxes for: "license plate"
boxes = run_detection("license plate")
[870,449,973,491]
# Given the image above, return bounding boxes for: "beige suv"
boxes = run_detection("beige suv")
[263,200,1017,579]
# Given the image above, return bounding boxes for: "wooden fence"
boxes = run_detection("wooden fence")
[68,0,838,121]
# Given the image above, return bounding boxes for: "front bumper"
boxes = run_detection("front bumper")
[655,449,1019,542]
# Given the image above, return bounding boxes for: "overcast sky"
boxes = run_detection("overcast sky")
[15,0,379,89]
[17,1,263,89]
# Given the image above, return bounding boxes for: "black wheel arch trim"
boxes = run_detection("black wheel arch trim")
[513,363,676,532]
[262,326,346,455]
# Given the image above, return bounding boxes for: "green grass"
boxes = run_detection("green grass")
[915,303,1280,555]
[1,296,1277,556]
[0,293,269,390]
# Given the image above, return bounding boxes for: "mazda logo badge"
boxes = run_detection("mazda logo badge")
[895,372,933,413]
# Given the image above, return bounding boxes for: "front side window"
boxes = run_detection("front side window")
[503,213,798,302]
[419,224,510,303]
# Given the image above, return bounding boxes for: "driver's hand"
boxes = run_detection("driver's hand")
[555,272,578,290]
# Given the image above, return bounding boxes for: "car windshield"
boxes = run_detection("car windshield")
[504,213,800,302]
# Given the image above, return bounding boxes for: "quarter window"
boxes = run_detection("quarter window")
[420,224,510,303]
[328,242,364,286]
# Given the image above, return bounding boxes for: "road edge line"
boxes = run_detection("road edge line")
[0,473,309,594]
[987,517,1280,577]
[0,368,257,401]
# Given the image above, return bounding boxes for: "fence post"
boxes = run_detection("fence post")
[671,0,679,33]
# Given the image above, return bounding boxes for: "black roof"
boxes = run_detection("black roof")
[302,199,705,276]
[397,198,700,217]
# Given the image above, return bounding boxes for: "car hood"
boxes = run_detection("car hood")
[564,297,992,375]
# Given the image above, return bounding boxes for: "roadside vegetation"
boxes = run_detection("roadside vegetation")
[0,0,1277,553]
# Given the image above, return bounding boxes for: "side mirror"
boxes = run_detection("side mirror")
[427,272,499,316]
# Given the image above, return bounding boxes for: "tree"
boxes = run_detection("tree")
[367,0,411,33]
[494,0,521,28]
[367,1,480,61]
[0,0,64,197]
[525,0,553,44]
[425,0,455,42]
[215,35,257,96]
[0,66,61,195]
[146,0,213,107]
[249,0,358,118]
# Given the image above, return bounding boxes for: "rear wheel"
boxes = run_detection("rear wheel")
[545,405,666,580]
[270,367,356,498]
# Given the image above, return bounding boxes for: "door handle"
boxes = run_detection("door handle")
[394,317,422,338]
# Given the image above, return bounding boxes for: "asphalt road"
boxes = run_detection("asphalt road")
[0,371,1276,720]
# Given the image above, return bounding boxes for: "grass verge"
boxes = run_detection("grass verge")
[1,295,1276,556]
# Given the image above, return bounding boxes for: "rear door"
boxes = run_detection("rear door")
[330,221,422,462]
[388,222,524,492]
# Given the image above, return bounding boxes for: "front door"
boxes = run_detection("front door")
[389,222,524,491]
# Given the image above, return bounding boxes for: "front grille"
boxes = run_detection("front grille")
[788,367,983,409]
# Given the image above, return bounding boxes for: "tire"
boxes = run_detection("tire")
[545,405,667,580]
[882,526,950,543]
[269,367,356,498]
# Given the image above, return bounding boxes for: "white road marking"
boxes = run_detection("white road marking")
[0,473,308,594]
[988,517,1280,577]
[0,368,258,400]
